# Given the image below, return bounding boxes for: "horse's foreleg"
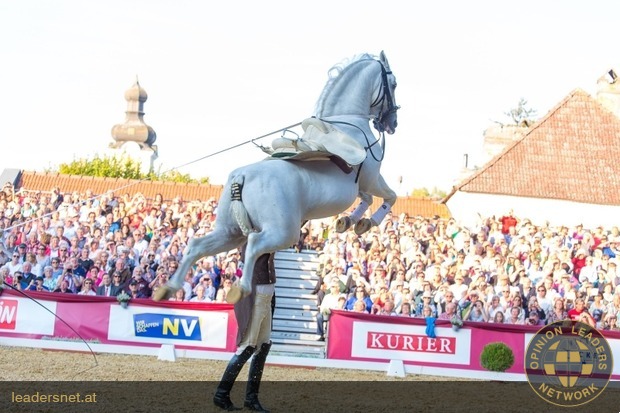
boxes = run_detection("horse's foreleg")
[354,176,396,235]
[335,193,372,233]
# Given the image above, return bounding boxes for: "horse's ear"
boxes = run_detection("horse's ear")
[379,50,390,70]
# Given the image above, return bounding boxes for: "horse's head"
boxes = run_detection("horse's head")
[371,51,399,135]
[315,51,400,134]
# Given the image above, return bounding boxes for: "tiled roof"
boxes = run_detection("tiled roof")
[389,196,450,218]
[450,89,620,205]
[17,171,450,219]
[18,171,223,202]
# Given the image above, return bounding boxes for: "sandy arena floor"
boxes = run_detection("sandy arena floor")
[0,346,446,381]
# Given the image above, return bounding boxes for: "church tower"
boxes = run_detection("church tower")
[110,78,158,170]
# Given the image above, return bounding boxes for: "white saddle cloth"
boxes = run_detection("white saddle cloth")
[263,118,366,166]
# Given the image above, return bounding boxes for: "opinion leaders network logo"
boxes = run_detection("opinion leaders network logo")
[525,320,613,407]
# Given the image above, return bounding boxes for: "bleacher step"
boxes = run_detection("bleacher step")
[273,279,317,290]
[273,269,318,279]
[273,290,318,300]
[272,323,318,333]
[271,343,324,358]
[276,296,318,307]
[274,308,318,318]
[271,331,322,342]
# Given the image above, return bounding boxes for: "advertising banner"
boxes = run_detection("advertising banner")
[107,305,229,349]
[0,295,57,336]
[0,289,236,352]
[327,310,620,377]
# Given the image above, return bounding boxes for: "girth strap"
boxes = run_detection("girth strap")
[328,155,353,174]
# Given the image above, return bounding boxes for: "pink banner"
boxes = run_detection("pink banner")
[4,289,620,379]
[327,310,620,377]
[0,289,237,352]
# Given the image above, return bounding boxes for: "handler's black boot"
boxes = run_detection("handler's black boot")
[244,341,272,413]
[213,346,255,411]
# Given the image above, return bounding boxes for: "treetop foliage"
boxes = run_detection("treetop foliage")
[57,153,210,184]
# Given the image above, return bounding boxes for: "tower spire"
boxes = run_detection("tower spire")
[110,78,157,154]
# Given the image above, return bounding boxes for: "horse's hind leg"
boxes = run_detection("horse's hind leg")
[335,193,372,233]
[354,176,397,235]
[153,230,245,301]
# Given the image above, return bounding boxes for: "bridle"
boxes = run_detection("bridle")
[314,57,401,181]
[371,60,400,133]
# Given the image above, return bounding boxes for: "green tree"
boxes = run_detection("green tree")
[504,98,538,126]
[409,187,447,199]
[410,188,430,197]
[58,153,209,184]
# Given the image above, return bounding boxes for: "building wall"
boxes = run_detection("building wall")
[596,70,620,118]
[446,191,620,229]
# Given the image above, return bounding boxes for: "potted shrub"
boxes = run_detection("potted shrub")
[117,291,131,309]
[450,315,463,331]
[480,342,514,372]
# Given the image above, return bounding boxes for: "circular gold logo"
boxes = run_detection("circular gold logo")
[525,320,613,407]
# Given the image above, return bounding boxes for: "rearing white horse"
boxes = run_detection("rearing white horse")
[155,51,399,302]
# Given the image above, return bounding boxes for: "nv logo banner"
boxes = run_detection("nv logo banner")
[133,313,202,341]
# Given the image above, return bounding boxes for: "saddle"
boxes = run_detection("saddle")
[262,118,366,173]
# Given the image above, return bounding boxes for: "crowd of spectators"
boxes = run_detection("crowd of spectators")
[1,181,620,336]
[311,209,620,335]
[0,182,239,304]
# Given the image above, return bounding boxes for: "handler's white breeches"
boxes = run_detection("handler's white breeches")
[236,291,273,354]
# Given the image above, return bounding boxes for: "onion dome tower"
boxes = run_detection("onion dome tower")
[110,77,158,156]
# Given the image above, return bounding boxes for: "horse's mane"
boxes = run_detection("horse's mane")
[314,53,377,116]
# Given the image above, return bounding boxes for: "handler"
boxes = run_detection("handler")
[213,251,276,412]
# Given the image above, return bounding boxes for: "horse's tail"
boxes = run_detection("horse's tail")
[230,175,254,236]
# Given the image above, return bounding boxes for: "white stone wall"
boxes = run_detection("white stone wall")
[446,191,620,230]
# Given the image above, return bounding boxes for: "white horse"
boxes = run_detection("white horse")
[155,51,399,302]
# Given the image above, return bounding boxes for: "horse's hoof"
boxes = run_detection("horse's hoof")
[354,218,372,235]
[335,216,352,233]
[153,285,175,302]
[226,285,247,304]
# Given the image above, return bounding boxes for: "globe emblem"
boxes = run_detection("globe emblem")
[541,337,594,388]
[525,320,613,407]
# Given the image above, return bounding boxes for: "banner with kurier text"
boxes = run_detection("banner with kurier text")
[327,310,620,377]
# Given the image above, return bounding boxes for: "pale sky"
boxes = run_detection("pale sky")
[1,1,618,194]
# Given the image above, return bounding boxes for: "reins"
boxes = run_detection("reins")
[320,118,386,162]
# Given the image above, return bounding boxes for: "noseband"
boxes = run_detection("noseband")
[371,61,400,132]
